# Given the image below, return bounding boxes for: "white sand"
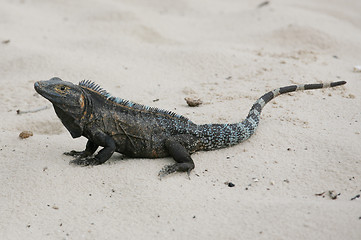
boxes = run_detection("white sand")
[1,0,361,239]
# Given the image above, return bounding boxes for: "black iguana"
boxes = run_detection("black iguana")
[34,77,346,177]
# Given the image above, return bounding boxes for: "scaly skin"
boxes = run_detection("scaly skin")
[34,77,346,177]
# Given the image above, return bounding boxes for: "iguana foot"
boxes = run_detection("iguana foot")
[158,164,177,178]
[69,156,102,166]
[64,150,87,157]
[158,163,193,179]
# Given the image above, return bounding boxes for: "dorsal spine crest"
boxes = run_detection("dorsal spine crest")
[78,80,190,122]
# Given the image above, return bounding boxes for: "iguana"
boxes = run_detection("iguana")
[34,77,346,177]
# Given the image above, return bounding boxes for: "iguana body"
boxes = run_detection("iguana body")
[34,77,346,177]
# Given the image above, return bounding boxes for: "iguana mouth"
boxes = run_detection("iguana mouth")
[34,81,51,99]
[34,81,41,92]
[34,80,67,104]
[34,80,51,98]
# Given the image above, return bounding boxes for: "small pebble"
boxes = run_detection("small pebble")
[184,97,202,107]
[19,131,33,139]
[226,182,235,187]
[353,65,361,72]
[328,190,340,200]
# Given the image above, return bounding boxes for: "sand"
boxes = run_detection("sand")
[1,0,361,239]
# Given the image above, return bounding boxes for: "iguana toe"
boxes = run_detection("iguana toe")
[64,150,84,157]
[158,164,177,179]
[158,163,194,179]
[69,156,101,166]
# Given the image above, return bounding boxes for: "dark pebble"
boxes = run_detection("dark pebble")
[228,182,235,187]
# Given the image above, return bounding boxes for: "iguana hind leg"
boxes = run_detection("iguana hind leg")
[158,136,195,178]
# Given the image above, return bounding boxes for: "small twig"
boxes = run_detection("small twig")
[17,105,50,115]
[257,1,270,8]
[351,194,360,201]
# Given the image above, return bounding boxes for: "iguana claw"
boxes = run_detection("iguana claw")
[158,164,192,180]
[69,157,101,166]
[158,164,177,179]
[64,150,84,157]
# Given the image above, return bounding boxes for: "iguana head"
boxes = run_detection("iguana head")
[34,77,86,111]
[34,77,88,138]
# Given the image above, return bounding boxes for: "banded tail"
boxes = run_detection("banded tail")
[197,81,346,151]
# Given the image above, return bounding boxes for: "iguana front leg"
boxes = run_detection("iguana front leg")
[70,131,116,166]
[158,135,195,178]
[64,140,98,158]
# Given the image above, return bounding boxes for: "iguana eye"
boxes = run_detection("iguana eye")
[55,85,68,94]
